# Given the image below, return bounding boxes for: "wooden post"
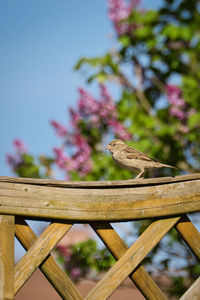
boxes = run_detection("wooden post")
[0,215,14,300]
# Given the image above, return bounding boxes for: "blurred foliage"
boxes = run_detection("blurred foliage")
[55,239,115,282]
[7,0,200,296]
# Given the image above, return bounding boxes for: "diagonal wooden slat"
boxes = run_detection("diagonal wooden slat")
[0,215,15,300]
[15,218,83,300]
[91,222,167,300]
[15,220,72,294]
[180,276,200,300]
[175,214,200,260]
[86,217,180,300]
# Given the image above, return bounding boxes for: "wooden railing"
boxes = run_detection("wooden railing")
[0,174,200,300]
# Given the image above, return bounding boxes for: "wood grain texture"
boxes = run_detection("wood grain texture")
[91,222,167,300]
[175,215,200,260]
[180,276,200,300]
[1,173,200,187]
[0,175,199,299]
[86,217,180,300]
[15,218,83,300]
[15,221,72,293]
[0,175,200,221]
[0,215,14,300]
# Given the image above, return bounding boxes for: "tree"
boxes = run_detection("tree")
[7,0,200,296]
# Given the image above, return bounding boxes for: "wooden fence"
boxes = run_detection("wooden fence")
[0,174,200,300]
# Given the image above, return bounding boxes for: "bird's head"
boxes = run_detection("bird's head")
[105,139,125,153]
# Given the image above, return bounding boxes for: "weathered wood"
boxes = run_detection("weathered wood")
[1,173,200,187]
[91,222,167,300]
[0,215,14,300]
[15,218,83,300]
[180,276,200,300]
[15,221,72,293]
[86,217,180,300]
[175,215,200,260]
[0,177,200,221]
[0,175,199,299]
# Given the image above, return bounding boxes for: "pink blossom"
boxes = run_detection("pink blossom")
[99,99,116,119]
[166,84,189,122]
[108,0,140,35]
[50,120,67,137]
[13,139,27,153]
[6,154,16,167]
[57,245,71,259]
[70,268,81,279]
[90,115,100,126]
[108,119,132,140]
[66,153,92,177]
[70,134,91,154]
[70,136,92,176]
[166,84,181,96]
[7,139,27,170]
[75,152,89,164]
[99,103,117,119]
[169,107,187,121]
[63,133,92,177]
[166,84,196,133]
[6,153,21,169]
[69,107,81,129]
[65,158,79,172]
[53,147,68,169]
[98,84,117,119]
[99,84,112,101]
[76,84,131,142]
[79,160,93,177]
[77,85,117,123]
[78,88,100,115]
[166,84,186,107]
[64,155,92,177]
[51,84,130,178]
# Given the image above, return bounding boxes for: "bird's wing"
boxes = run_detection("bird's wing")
[123,146,157,162]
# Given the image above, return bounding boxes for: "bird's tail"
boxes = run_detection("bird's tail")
[160,163,177,169]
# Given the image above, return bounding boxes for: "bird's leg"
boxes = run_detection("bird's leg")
[135,170,145,179]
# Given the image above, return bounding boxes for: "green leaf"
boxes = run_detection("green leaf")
[143,10,158,24]
[118,35,131,47]
[135,26,152,39]
[183,76,198,88]
[87,72,107,83]
[162,25,181,40]
[74,57,104,70]
[22,154,34,164]
[188,112,200,129]
[146,38,157,49]
[180,27,192,41]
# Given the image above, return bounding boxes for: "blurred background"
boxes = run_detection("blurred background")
[0,0,160,177]
[1,0,200,299]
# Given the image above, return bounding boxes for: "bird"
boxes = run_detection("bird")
[105,139,176,179]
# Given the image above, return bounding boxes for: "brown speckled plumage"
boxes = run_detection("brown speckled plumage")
[105,139,176,179]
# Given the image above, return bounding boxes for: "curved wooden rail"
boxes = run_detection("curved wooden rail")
[0,174,200,300]
[0,174,200,221]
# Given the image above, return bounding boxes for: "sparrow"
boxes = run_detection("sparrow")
[105,139,176,179]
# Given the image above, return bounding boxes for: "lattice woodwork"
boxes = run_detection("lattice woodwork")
[0,174,200,299]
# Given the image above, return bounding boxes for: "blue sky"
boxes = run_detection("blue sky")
[0,0,161,177]
[0,0,162,261]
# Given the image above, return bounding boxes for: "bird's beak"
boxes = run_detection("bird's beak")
[105,144,111,150]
